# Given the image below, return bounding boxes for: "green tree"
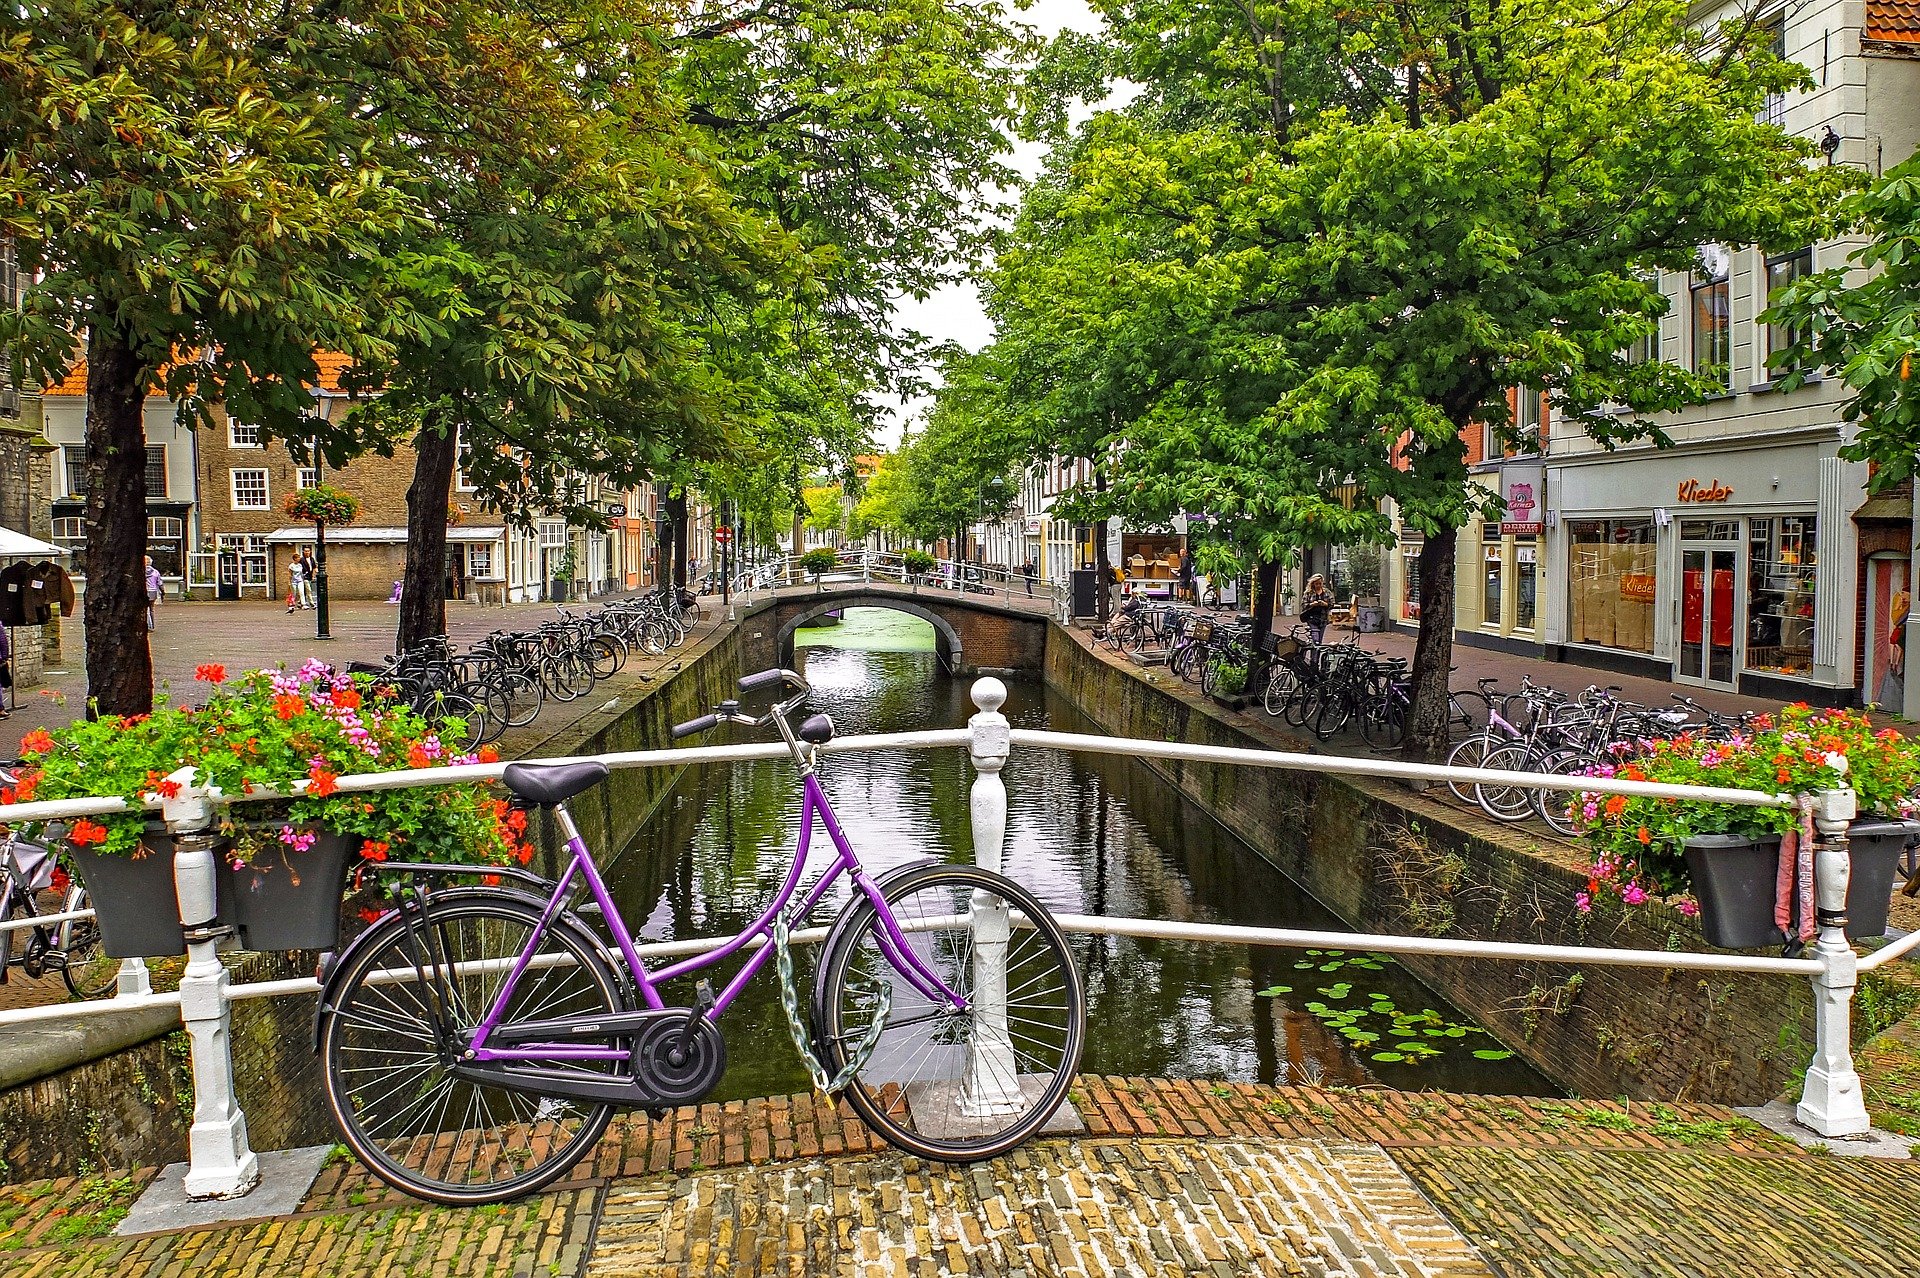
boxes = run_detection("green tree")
[988,0,1842,756]
[1766,156,1920,486]
[0,1,434,713]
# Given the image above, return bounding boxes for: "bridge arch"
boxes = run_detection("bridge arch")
[776,598,963,674]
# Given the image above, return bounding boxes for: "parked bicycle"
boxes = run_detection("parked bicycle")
[0,762,118,999]
[315,668,1086,1204]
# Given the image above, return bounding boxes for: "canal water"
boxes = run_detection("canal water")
[604,608,1553,1101]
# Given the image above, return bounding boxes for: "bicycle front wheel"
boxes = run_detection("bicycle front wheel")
[815,865,1085,1164]
[321,895,623,1205]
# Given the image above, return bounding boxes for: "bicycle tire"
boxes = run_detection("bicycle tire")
[814,864,1084,1164]
[1533,750,1596,836]
[1359,691,1406,751]
[1262,665,1300,717]
[587,636,621,681]
[1444,733,1501,805]
[59,887,119,999]
[1473,743,1539,823]
[1312,686,1354,741]
[321,894,623,1205]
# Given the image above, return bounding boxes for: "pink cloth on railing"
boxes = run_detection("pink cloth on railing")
[1774,798,1818,944]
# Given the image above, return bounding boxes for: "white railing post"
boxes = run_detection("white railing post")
[115,957,152,998]
[962,676,1024,1116]
[1797,781,1872,1138]
[164,766,260,1199]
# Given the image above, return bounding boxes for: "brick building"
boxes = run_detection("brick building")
[1,237,61,690]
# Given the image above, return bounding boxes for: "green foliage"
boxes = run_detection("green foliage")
[282,484,361,528]
[887,352,1028,542]
[903,548,938,576]
[1766,157,1920,488]
[802,485,846,537]
[800,547,839,577]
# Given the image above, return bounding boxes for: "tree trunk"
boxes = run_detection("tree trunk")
[81,322,153,718]
[1405,525,1459,763]
[397,416,456,652]
[789,509,804,583]
[666,490,688,589]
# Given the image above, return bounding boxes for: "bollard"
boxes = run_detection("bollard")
[1796,783,1873,1138]
[962,677,1025,1117]
[115,957,152,998]
[162,767,260,1198]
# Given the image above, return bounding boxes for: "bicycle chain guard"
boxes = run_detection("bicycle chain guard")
[633,1013,726,1107]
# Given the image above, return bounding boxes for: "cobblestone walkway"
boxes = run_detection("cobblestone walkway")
[5,1078,1918,1277]
[588,1139,1491,1278]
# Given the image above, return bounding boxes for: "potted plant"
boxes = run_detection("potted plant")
[11,661,533,956]
[903,548,937,588]
[1575,705,1920,947]
[1205,659,1249,705]
[801,547,838,590]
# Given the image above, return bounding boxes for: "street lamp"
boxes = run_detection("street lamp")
[310,392,337,641]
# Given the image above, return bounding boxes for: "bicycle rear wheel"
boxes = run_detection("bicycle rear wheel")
[815,864,1084,1163]
[58,887,119,999]
[1473,743,1539,823]
[321,895,622,1205]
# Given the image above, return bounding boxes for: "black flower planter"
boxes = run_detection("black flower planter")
[67,824,358,957]
[1684,819,1918,949]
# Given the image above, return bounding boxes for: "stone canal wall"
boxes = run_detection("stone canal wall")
[1041,627,1837,1105]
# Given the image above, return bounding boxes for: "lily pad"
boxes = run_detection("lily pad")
[1255,986,1293,997]
[1472,1049,1515,1061]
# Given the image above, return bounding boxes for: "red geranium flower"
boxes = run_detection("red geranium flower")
[307,769,340,798]
[274,694,306,721]
[332,687,362,711]
[68,818,108,847]
[19,728,54,756]
[362,840,389,863]
[194,664,227,684]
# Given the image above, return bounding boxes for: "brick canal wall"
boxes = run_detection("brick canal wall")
[1042,627,1836,1105]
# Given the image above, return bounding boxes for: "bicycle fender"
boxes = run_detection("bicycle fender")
[807,857,944,1034]
[310,886,615,1052]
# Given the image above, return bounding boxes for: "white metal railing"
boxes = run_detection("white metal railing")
[0,677,1891,1200]
[728,548,1074,624]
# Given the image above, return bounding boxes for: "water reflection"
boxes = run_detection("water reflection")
[603,608,1553,1101]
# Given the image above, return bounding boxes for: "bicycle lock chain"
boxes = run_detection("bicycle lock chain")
[772,913,891,1096]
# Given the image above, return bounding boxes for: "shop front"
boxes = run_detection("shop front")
[1546,435,1859,703]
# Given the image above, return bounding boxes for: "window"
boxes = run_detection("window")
[147,516,183,540]
[1765,248,1813,377]
[538,520,567,548]
[1481,523,1503,627]
[1623,327,1656,366]
[1747,515,1817,678]
[1691,244,1732,389]
[1514,538,1538,631]
[455,426,476,491]
[1516,389,1542,449]
[467,542,495,579]
[1566,519,1658,655]
[145,445,167,498]
[63,447,86,498]
[1399,536,1423,620]
[1758,18,1787,128]
[216,533,269,587]
[52,516,86,577]
[229,420,261,448]
[230,468,269,510]
[296,467,319,490]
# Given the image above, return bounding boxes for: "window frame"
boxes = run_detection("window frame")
[228,420,262,449]
[1764,247,1814,379]
[145,444,167,498]
[1690,245,1733,391]
[230,467,270,511]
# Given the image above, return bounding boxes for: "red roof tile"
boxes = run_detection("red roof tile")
[1867,0,1920,43]
[39,353,356,397]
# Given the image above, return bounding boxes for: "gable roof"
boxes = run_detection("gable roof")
[40,354,357,397]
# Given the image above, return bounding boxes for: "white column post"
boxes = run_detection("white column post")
[1797,780,1872,1138]
[962,677,1024,1116]
[114,957,152,998]
[163,766,260,1199]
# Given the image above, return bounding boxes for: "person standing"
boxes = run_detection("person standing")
[298,548,319,610]
[144,555,163,631]
[287,554,306,612]
[1300,573,1335,644]
[1178,547,1195,603]
[1021,557,1036,596]
[0,622,12,719]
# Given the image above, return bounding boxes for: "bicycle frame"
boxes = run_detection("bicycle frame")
[462,726,968,1065]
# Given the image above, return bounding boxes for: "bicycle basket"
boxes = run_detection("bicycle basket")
[1190,619,1214,642]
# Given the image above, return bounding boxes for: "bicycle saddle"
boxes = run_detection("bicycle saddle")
[797,713,835,745]
[502,760,609,806]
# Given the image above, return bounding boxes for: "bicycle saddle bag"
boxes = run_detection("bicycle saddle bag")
[4,839,54,893]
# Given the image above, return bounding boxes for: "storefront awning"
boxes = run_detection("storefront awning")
[264,526,506,545]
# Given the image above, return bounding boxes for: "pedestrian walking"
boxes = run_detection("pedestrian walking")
[1021,557,1036,596]
[1300,573,1335,644]
[287,555,306,612]
[144,555,163,631]
[1178,547,1195,603]
[297,548,318,609]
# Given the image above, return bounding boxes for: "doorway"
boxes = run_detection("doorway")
[1864,554,1910,709]
[1677,537,1741,689]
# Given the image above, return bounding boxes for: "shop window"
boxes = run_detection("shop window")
[1765,248,1813,376]
[1481,524,1502,627]
[1566,519,1656,654]
[1400,539,1423,619]
[468,542,495,580]
[1691,244,1731,390]
[1747,515,1816,678]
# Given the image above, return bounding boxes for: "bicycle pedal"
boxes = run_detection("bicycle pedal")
[692,979,716,1018]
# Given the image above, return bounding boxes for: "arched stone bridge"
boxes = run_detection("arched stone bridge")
[735,580,1052,675]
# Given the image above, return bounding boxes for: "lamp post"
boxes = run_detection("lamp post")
[310,394,336,640]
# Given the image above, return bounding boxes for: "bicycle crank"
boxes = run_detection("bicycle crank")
[451,1007,725,1111]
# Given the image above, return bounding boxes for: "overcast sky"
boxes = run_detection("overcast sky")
[873,0,1113,446]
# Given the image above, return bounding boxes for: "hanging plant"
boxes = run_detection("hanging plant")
[284,483,361,527]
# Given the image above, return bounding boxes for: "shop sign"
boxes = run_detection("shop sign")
[1620,573,1657,602]
[1499,462,1545,536]
[606,504,628,518]
[1025,517,1043,535]
[1676,479,1734,504]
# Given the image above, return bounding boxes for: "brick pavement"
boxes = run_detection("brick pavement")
[11,1077,1911,1278]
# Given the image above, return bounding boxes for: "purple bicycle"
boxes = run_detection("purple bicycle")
[317,668,1085,1204]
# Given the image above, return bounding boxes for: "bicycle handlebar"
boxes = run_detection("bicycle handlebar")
[671,712,721,739]
[738,668,789,694]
